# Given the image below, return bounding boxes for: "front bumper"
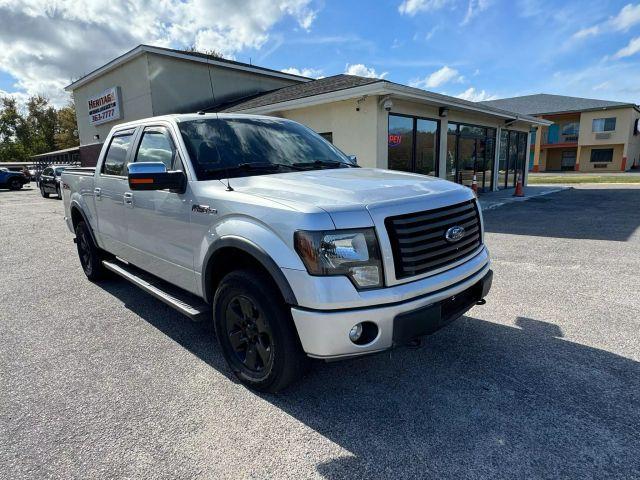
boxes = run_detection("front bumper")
[291,266,492,359]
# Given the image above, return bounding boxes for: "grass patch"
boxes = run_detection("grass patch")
[528,175,640,184]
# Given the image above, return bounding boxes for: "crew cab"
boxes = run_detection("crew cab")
[62,113,492,392]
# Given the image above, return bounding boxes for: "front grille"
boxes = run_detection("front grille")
[385,199,482,280]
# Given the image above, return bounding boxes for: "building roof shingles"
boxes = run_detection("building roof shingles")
[481,93,635,116]
[221,75,382,112]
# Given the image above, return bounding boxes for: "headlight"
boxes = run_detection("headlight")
[294,228,383,289]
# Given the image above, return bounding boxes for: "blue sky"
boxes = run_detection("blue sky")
[0,0,639,106]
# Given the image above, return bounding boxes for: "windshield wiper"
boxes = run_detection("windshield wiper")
[200,162,304,177]
[291,160,350,170]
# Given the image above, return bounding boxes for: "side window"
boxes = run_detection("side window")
[102,133,134,176]
[135,129,176,171]
[43,168,53,176]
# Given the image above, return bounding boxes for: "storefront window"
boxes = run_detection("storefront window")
[388,115,413,172]
[446,121,495,191]
[388,114,439,176]
[498,129,528,188]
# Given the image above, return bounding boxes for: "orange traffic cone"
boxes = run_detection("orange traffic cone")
[471,174,478,195]
[514,172,524,197]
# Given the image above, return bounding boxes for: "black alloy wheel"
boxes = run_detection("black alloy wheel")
[74,221,108,281]
[225,295,274,373]
[9,178,21,190]
[213,269,307,392]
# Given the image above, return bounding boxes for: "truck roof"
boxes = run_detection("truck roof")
[111,113,288,131]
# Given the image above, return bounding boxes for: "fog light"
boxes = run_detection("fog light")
[349,323,363,342]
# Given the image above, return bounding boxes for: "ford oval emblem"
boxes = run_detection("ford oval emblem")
[445,225,466,243]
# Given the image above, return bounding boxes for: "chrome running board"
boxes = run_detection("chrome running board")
[102,259,210,321]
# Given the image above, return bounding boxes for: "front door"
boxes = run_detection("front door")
[123,125,196,293]
[561,150,576,171]
[93,129,137,257]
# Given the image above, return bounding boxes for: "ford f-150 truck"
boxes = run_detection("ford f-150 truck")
[62,113,492,392]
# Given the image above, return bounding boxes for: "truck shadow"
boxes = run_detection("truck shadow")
[98,280,640,479]
[482,187,640,242]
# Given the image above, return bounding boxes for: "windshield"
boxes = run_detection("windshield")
[54,167,66,176]
[177,117,356,180]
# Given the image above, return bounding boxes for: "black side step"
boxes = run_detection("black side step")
[102,259,211,321]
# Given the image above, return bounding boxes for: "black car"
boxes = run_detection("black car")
[0,167,30,190]
[39,166,69,199]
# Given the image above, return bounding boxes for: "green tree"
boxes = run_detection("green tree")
[0,94,79,162]
[24,95,57,155]
[55,102,79,149]
[0,97,28,162]
[182,44,226,59]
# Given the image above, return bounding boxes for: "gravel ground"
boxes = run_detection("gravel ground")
[1,184,639,479]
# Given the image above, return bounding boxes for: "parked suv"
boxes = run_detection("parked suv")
[62,114,492,392]
[40,165,69,198]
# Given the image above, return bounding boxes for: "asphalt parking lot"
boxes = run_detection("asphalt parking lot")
[1,184,639,479]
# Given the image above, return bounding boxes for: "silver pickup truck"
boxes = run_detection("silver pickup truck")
[62,113,492,392]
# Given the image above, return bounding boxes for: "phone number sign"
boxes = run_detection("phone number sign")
[87,87,122,126]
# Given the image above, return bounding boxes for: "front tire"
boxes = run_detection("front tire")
[9,178,22,190]
[75,221,108,281]
[213,269,307,392]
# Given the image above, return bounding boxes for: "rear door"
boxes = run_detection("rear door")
[93,128,137,258]
[123,124,196,293]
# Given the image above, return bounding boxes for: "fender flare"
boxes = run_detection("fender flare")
[70,201,98,247]
[202,236,298,306]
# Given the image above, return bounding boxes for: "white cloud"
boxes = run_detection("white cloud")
[592,81,611,91]
[573,26,600,39]
[614,36,640,58]
[456,87,496,102]
[410,66,463,89]
[573,3,640,40]
[610,3,640,31]
[461,0,491,25]
[398,0,451,16]
[281,67,324,78]
[345,63,388,79]
[0,0,317,106]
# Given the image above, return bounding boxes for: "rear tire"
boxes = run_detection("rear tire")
[213,269,307,392]
[75,221,109,281]
[41,186,49,198]
[9,178,22,190]
[56,185,62,199]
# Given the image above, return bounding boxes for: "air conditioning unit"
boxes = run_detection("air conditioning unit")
[595,132,611,140]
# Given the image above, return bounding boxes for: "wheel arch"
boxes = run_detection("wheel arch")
[202,236,298,307]
[70,203,98,246]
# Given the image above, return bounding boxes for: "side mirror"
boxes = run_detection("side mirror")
[348,155,358,165]
[127,162,186,193]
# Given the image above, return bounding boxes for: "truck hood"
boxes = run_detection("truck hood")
[229,168,471,212]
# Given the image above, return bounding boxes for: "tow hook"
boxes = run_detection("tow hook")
[476,298,487,305]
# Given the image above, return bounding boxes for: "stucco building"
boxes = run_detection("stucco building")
[483,94,640,172]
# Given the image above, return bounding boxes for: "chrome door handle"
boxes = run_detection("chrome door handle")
[94,187,101,199]
[123,192,133,206]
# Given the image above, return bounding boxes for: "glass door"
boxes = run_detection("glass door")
[415,118,438,176]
